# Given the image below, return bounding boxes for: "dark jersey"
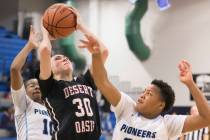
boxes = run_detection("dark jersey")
[37,70,101,140]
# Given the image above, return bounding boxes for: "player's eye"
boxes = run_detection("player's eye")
[149,91,153,96]
[31,85,35,88]
[27,84,33,88]
[55,56,62,60]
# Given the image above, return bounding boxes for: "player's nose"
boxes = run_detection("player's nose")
[140,94,145,99]
[63,57,68,62]
[35,85,40,90]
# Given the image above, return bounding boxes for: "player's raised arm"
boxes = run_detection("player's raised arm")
[10,25,39,90]
[79,34,121,106]
[178,60,210,133]
[38,22,53,80]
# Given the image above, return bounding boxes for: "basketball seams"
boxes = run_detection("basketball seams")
[55,12,74,27]
[47,10,52,35]
[43,20,75,28]
[43,3,76,38]
[55,27,74,36]
[43,19,53,36]
[56,13,77,29]
[55,28,65,37]
[55,28,75,38]
[50,5,62,37]
[46,11,49,31]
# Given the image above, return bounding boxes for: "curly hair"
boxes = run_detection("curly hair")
[151,79,175,113]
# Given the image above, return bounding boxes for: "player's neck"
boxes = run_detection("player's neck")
[141,112,160,119]
[36,99,44,105]
[54,73,73,81]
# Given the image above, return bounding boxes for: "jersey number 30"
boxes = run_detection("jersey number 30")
[73,98,93,117]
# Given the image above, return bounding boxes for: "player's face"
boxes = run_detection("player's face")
[135,84,165,116]
[25,79,42,102]
[51,54,73,75]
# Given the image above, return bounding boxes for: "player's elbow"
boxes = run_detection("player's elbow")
[10,62,20,73]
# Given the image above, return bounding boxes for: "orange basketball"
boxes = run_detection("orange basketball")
[42,3,77,39]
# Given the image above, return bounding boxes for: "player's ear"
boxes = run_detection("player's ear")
[159,101,165,110]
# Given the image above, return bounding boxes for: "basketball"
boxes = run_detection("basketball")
[42,3,77,39]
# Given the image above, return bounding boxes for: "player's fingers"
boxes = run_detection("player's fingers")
[183,60,191,69]
[35,32,43,43]
[68,6,79,15]
[84,34,95,42]
[183,62,190,71]
[178,63,185,71]
[78,45,86,48]
[178,63,182,69]
[79,39,89,44]
[30,25,34,34]
[181,60,190,70]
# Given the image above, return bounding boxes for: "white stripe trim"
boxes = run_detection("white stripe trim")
[45,98,59,140]
[24,93,28,140]
[24,111,28,140]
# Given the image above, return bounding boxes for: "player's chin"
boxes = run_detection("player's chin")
[135,104,141,112]
[136,103,145,111]
[33,94,42,99]
[63,66,72,73]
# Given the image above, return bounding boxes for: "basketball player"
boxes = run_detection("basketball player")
[37,13,108,140]
[10,26,53,140]
[81,36,210,140]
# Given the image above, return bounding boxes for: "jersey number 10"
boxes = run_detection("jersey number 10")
[43,119,54,136]
[73,98,93,117]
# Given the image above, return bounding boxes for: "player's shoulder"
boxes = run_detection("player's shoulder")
[120,91,135,103]
[163,114,187,123]
[163,114,176,120]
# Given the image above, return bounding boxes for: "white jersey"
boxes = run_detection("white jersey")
[11,85,53,140]
[111,92,187,140]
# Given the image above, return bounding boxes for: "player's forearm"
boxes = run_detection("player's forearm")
[77,23,89,35]
[92,52,121,106]
[187,81,210,122]
[10,42,34,89]
[38,31,53,80]
[10,42,34,71]
[38,43,52,80]
[92,52,109,87]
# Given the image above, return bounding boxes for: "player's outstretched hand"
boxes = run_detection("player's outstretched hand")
[178,60,193,86]
[79,34,100,54]
[28,25,42,49]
